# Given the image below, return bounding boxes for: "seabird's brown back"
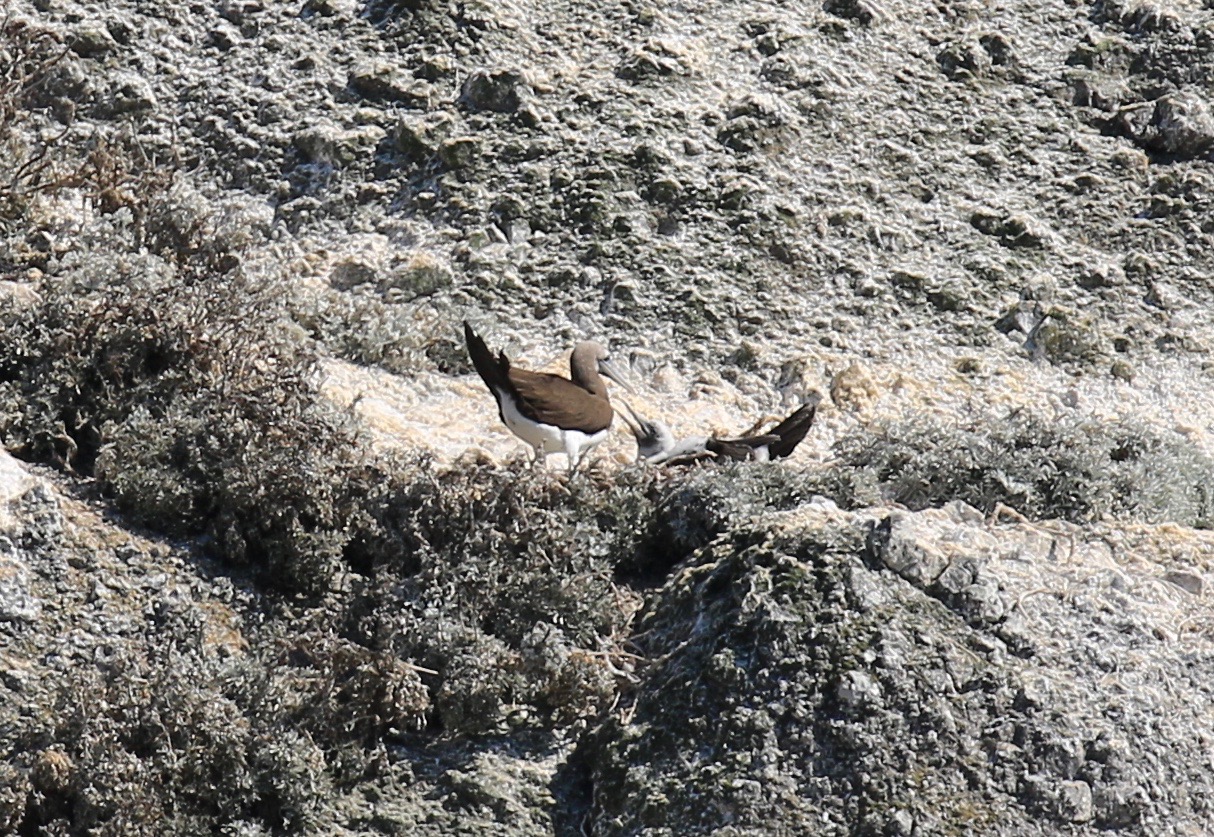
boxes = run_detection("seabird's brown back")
[508,368,614,434]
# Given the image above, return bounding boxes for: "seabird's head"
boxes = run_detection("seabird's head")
[617,400,676,461]
[571,341,633,395]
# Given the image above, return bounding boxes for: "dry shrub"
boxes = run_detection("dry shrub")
[0,15,81,223]
[0,254,370,593]
[339,462,659,736]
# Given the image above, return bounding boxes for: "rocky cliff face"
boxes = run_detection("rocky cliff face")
[3,0,1214,833]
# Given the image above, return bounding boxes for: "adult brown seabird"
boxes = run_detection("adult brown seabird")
[463,321,630,470]
[619,393,823,465]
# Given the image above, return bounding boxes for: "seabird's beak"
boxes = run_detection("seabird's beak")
[616,399,667,463]
[615,399,644,436]
[598,357,635,394]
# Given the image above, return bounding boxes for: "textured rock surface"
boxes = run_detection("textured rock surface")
[3,0,1214,833]
[581,497,1214,835]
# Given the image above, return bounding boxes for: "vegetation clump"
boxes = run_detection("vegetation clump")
[344,462,661,735]
[0,251,368,594]
[832,409,1214,526]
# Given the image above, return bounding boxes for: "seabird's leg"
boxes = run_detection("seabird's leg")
[563,432,583,474]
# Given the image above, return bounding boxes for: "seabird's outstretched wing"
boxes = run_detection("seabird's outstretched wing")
[763,394,823,459]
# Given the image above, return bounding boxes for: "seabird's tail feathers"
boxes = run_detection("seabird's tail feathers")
[463,321,512,398]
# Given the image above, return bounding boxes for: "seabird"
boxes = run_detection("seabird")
[618,403,714,465]
[463,321,630,471]
[619,393,823,465]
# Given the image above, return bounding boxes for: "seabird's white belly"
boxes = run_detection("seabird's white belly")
[499,389,563,453]
[497,389,609,462]
[647,435,709,464]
